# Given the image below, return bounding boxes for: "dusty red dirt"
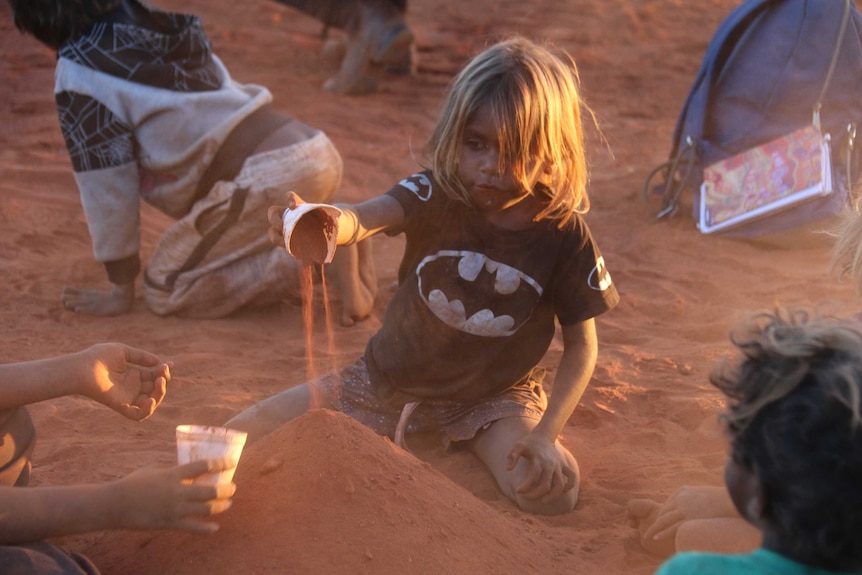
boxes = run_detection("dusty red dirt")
[2,0,857,573]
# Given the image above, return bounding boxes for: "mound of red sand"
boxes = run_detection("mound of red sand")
[87,410,576,575]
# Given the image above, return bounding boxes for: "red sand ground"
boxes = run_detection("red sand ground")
[1,1,857,573]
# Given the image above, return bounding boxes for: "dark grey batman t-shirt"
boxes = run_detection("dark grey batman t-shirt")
[364,170,619,402]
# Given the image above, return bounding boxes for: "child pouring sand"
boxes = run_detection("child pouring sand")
[226,36,620,515]
[654,307,862,574]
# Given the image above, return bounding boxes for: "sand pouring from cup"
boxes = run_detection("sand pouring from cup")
[282,203,343,265]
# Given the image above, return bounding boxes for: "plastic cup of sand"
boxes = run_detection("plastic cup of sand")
[282,203,342,265]
[176,425,248,485]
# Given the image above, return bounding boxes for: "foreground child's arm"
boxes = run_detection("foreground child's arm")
[642,485,740,541]
[0,343,170,421]
[508,319,598,501]
[0,344,238,544]
[0,458,237,544]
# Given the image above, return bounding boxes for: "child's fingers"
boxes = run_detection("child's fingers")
[179,498,234,519]
[540,469,567,503]
[130,397,157,420]
[515,461,551,499]
[644,510,684,540]
[506,446,525,471]
[267,205,286,226]
[183,481,237,502]
[117,402,149,421]
[171,518,221,533]
[285,191,303,209]
[561,465,578,493]
[157,362,172,383]
[150,375,168,408]
[268,225,285,247]
[177,458,233,481]
[122,344,162,368]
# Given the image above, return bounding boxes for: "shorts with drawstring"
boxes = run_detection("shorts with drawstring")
[312,357,548,448]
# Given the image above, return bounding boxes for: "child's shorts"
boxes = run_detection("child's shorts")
[312,357,548,448]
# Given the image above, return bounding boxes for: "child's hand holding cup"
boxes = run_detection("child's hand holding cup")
[176,425,248,485]
[278,192,342,265]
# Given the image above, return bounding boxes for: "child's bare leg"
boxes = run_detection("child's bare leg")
[223,382,333,444]
[325,239,377,326]
[468,416,578,515]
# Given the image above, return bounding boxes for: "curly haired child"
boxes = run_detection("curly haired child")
[226,36,620,515]
[628,207,862,558]
[655,307,862,574]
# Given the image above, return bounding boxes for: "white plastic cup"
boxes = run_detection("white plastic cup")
[281,203,342,264]
[176,425,248,485]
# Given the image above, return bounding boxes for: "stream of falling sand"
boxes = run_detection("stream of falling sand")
[298,263,337,397]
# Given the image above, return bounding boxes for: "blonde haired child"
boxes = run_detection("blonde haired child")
[227,36,619,515]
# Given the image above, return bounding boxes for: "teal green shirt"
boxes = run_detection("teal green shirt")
[655,549,857,575]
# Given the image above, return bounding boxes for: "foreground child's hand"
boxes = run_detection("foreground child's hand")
[110,458,237,533]
[62,282,135,316]
[266,191,307,248]
[633,485,737,542]
[75,343,171,421]
[507,432,578,503]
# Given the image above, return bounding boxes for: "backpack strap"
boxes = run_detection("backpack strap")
[813,0,852,127]
[669,0,778,160]
[646,0,779,218]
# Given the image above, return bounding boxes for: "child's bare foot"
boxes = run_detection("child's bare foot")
[321,7,415,95]
[326,239,377,326]
[62,283,135,316]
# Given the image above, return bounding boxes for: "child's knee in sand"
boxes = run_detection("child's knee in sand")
[470,417,580,516]
[500,448,579,516]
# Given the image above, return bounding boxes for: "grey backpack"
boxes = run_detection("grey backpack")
[643,0,862,237]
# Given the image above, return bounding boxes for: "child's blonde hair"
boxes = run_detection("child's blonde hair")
[424,36,593,228]
[830,206,862,293]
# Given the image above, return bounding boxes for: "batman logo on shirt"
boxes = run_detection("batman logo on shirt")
[416,251,542,337]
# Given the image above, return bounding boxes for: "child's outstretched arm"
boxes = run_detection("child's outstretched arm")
[332,195,404,246]
[0,343,170,421]
[0,458,236,545]
[507,319,598,501]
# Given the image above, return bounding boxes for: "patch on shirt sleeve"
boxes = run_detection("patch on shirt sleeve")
[588,255,613,291]
[56,91,135,173]
[397,172,433,201]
